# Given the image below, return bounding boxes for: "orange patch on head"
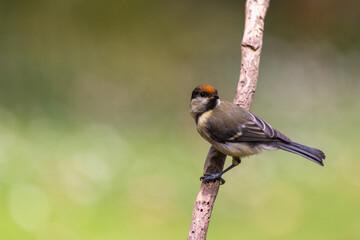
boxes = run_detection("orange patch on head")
[199,85,217,94]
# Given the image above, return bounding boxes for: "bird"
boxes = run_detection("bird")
[190,85,325,184]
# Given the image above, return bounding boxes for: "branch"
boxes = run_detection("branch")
[187,1,270,239]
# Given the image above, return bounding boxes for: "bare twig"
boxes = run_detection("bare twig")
[187,1,270,239]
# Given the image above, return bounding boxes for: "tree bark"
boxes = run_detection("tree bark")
[187,0,270,239]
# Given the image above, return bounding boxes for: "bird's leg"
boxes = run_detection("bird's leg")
[200,157,241,185]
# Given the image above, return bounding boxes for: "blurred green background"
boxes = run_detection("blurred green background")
[1,0,360,239]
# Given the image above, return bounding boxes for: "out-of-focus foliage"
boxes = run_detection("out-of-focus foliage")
[0,0,359,239]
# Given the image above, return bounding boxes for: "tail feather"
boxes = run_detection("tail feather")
[276,141,325,166]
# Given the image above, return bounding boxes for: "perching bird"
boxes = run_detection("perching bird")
[190,85,325,184]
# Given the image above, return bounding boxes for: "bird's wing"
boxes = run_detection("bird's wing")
[207,110,290,143]
[238,113,291,142]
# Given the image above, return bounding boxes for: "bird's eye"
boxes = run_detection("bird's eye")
[200,92,206,97]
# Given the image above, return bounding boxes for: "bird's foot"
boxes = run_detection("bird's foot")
[200,173,226,185]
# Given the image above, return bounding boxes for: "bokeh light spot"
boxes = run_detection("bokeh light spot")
[8,184,51,231]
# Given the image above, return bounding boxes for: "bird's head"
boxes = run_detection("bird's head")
[190,85,220,118]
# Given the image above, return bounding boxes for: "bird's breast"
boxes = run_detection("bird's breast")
[197,110,212,130]
[196,110,213,140]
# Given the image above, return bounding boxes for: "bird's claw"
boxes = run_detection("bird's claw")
[200,173,226,185]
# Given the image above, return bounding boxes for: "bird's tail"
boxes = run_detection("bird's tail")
[276,141,325,166]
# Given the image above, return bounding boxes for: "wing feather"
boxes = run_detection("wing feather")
[206,103,290,143]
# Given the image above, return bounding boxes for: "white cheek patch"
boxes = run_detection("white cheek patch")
[190,98,208,114]
[215,99,220,108]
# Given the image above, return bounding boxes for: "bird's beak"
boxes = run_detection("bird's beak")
[213,94,219,99]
